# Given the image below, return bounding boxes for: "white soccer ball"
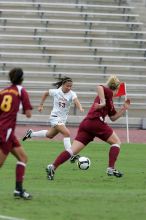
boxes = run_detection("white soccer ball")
[77,156,91,170]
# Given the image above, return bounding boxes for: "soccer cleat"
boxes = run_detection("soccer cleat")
[70,155,80,163]
[14,189,32,200]
[22,129,32,141]
[46,164,55,180]
[107,168,123,178]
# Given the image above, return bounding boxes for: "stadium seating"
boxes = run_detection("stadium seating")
[0,0,146,127]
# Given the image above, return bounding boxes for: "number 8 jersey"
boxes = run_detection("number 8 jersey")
[0,84,32,130]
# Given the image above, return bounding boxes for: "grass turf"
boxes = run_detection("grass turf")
[0,141,146,220]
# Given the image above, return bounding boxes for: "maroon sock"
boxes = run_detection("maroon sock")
[15,162,26,191]
[16,162,25,182]
[108,145,120,168]
[53,150,71,169]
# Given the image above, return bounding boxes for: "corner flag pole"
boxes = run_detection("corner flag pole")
[124,83,130,143]
[114,82,130,143]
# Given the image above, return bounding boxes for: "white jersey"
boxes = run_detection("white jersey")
[49,87,77,123]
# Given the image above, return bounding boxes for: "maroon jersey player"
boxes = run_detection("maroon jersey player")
[0,67,33,199]
[45,75,130,180]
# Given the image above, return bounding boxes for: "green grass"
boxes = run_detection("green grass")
[0,141,146,220]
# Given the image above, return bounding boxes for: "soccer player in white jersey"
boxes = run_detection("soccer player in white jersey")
[22,77,84,162]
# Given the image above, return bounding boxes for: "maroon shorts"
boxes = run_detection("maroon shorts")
[0,130,21,155]
[75,117,113,145]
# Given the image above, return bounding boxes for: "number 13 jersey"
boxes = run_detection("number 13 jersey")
[49,87,77,121]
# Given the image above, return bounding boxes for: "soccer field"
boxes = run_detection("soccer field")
[0,141,146,220]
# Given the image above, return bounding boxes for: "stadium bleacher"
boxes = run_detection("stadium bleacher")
[0,0,146,127]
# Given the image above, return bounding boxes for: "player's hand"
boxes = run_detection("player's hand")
[123,99,131,110]
[38,105,43,112]
[80,107,84,113]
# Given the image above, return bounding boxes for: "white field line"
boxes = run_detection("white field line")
[0,215,26,220]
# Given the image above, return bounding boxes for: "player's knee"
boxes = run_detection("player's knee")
[117,140,121,146]
[112,143,121,148]
[20,154,28,163]
[115,140,121,146]
[111,138,121,146]
[24,155,28,163]
[46,131,50,138]
[46,133,53,139]
[48,135,53,139]
[64,130,70,137]
[46,131,55,139]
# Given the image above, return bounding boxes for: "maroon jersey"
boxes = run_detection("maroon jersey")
[87,86,116,121]
[0,84,32,130]
[75,86,117,145]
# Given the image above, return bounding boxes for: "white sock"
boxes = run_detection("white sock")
[67,148,73,157]
[16,161,26,167]
[31,130,48,137]
[63,137,71,150]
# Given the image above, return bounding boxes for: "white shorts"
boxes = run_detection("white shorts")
[49,115,67,127]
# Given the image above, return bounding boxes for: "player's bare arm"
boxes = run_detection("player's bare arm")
[110,99,131,121]
[73,97,84,112]
[38,91,49,112]
[94,85,106,110]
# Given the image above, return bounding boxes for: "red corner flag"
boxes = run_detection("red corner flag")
[114,82,126,97]
[114,82,129,143]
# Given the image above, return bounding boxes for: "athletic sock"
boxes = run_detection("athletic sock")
[63,137,71,150]
[31,130,47,137]
[108,144,120,169]
[15,161,26,191]
[53,150,72,169]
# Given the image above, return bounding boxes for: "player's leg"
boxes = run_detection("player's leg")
[54,124,71,149]
[46,119,92,180]
[106,131,123,177]
[22,128,49,141]
[51,118,94,169]
[92,118,123,177]
[54,139,85,169]
[0,130,10,166]
[46,127,59,138]
[0,148,7,167]
[22,116,63,141]
[49,116,72,149]
[11,140,32,199]
[22,127,60,141]
[55,124,80,162]
[46,140,85,180]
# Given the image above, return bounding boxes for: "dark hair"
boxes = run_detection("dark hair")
[53,77,72,88]
[9,67,24,85]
